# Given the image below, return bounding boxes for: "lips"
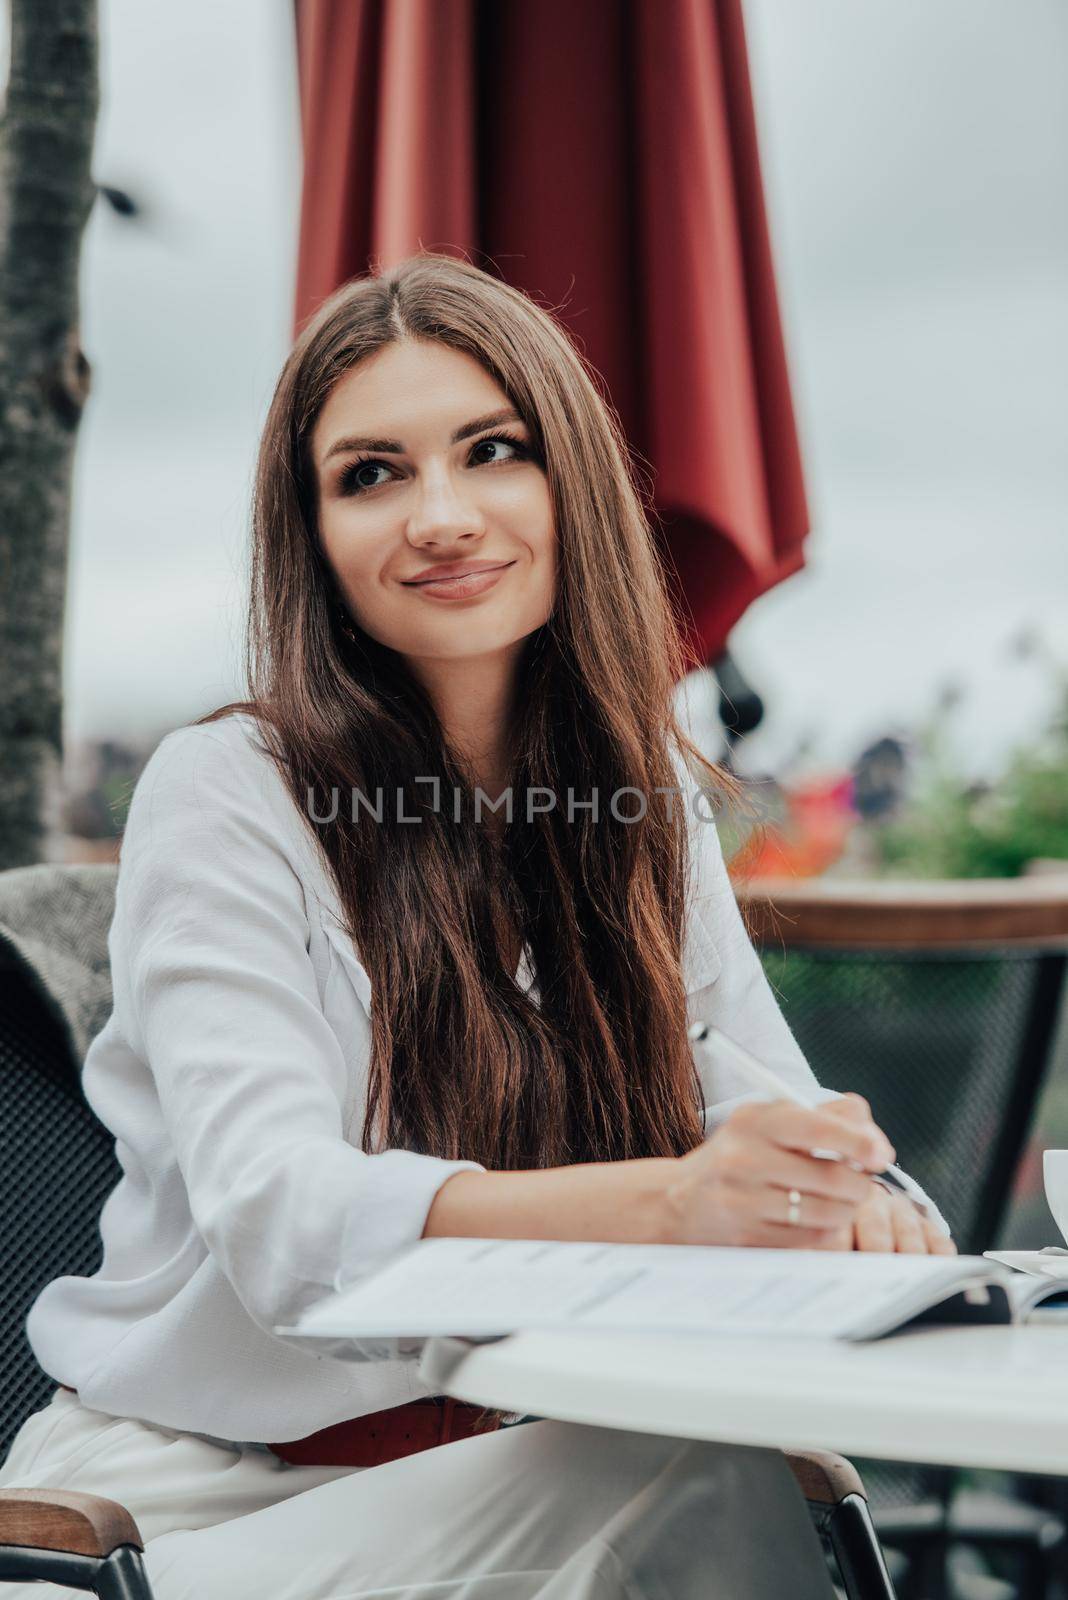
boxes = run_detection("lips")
[404,561,514,585]
[403,561,516,601]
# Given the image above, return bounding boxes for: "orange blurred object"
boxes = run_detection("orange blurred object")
[734,775,856,880]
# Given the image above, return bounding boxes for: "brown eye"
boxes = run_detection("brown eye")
[338,433,532,497]
[470,436,524,465]
[339,460,393,495]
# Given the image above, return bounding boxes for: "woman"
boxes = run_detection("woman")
[1,254,951,1599]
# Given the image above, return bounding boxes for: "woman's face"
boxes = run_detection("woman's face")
[312,338,557,671]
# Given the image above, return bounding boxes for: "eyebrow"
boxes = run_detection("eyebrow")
[321,408,525,466]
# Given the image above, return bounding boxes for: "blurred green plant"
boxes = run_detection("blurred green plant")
[62,738,148,841]
[868,640,1068,880]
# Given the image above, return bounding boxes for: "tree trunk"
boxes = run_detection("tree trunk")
[0,0,98,868]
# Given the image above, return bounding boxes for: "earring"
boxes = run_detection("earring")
[335,601,358,644]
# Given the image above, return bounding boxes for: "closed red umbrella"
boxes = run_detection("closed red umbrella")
[293,0,809,672]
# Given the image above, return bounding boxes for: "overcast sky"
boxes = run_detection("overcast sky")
[730,0,1068,780]
[6,0,1066,781]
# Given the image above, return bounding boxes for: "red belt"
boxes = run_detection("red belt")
[58,1386,500,1469]
[268,1396,502,1468]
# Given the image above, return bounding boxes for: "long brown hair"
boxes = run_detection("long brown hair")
[200,252,744,1171]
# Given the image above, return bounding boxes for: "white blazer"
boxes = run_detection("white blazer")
[27,711,938,1444]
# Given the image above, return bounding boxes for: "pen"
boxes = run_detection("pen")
[688,1020,929,1216]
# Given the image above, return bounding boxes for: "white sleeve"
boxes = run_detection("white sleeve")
[112,725,485,1339]
[687,804,951,1236]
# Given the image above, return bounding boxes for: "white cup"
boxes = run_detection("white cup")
[1043,1150,1068,1244]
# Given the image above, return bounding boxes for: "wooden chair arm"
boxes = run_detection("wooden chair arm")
[0,1488,144,1557]
[784,1449,866,1506]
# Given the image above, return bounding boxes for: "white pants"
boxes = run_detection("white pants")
[0,1387,835,1599]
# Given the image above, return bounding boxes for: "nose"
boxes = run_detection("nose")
[405,460,486,547]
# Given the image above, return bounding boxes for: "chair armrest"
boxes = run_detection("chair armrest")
[738,875,1068,950]
[784,1450,866,1506]
[0,1489,144,1557]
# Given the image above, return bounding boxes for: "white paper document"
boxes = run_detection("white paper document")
[278,1237,1016,1346]
[984,1250,1068,1281]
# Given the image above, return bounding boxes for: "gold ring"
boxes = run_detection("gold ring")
[787,1188,802,1227]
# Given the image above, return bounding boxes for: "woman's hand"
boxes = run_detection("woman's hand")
[839,1183,957,1255]
[663,1093,896,1249]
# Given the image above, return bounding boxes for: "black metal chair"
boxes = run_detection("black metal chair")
[741,874,1068,1600]
[0,866,152,1597]
[0,862,900,1598]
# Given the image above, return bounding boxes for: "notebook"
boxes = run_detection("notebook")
[277,1237,1068,1347]
[984,1249,1068,1282]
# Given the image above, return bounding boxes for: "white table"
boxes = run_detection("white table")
[420,1325,1068,1476]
